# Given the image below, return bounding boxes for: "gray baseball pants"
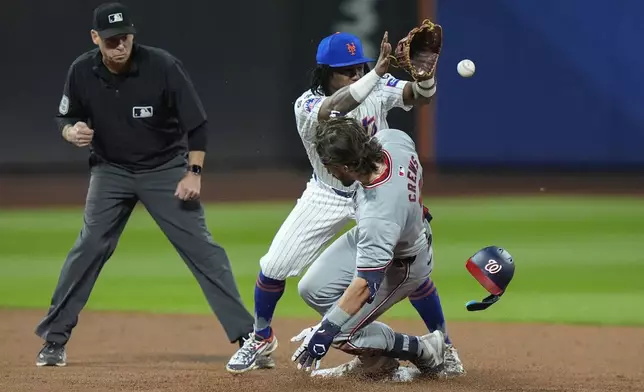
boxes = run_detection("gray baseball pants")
[297,226,433,354]
[35,155,253,345]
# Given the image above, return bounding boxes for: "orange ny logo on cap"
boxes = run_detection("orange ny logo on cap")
[346,42,356,55]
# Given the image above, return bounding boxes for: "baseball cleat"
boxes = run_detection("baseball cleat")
[409,330,446,376]
[255,355,276,369]
[226,332,278,374]
[36,342,67,367]
[236,334,275,369]
[311,355,400,380]
[439,344,465,377]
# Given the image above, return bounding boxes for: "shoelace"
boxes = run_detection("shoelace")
[231,336,263,362]
[443,353,463,372]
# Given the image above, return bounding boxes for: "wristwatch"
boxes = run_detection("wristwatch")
[188,164,202,176]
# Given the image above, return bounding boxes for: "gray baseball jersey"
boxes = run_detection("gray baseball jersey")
[298,128,434,352]
[354,128,428,273]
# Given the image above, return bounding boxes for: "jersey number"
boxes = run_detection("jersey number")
[362,116,377,136]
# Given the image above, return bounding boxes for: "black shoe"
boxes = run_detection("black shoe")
[236,335,249,349]
[36,342,67,367]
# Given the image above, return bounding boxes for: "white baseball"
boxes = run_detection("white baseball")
[457,59,475,78]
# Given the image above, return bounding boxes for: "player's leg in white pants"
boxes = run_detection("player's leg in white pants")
[226,177,355,374]
[298,228,444,366]
[254,177,354,338]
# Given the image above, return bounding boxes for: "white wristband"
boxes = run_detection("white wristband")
[413,77,437,98]
[349,69,381,103]
[418,77,435,89]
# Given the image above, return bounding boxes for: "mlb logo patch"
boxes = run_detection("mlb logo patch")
[133,106,153,118]
[108,13,123,23]
[398,166,405,176]
[386,77,401,88]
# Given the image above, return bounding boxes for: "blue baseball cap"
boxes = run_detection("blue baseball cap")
[316,32,375,67]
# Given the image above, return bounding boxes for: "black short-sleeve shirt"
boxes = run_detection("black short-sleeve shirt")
[55,44,207,170]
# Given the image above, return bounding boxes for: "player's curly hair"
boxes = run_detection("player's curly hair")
[314,116,383,176]
[309,64,371,96]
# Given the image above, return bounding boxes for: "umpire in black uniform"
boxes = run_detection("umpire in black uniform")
[35,2,256,366]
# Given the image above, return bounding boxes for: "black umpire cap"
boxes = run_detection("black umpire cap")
[465,246,515,311]
[93,2,137,39]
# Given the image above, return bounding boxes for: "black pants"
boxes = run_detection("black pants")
[35,155,253,345]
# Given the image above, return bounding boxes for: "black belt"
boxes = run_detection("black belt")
[393,255,417,266]
[313,173,355,198]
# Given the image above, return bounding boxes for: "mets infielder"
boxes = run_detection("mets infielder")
[226,31,463,377]
[291,117,445,378]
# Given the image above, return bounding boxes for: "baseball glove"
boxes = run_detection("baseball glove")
[391,19,443,81]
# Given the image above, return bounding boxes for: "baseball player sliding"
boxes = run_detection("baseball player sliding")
[291,117,445,378]
[227,24,464,377]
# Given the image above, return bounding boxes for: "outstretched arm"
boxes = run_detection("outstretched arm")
[291,220,399,372]
[317,32,392,121]
[391,20,442,108]
[326,218,400,325]
[376,73,437,112]
[334,277,371,315]
[402,77,437,106]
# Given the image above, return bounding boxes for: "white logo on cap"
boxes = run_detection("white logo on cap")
[108,13,123,23]
[484,259,503,274]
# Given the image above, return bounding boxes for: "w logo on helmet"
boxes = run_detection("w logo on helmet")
[346,42,357,55]
[484,259,503,274]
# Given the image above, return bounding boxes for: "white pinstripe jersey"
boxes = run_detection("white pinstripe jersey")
[294,73,412,191]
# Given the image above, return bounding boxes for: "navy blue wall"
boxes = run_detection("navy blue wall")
[436,0,644,168]
[3,0,640,172]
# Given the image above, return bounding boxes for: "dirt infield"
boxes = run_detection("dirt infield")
[2,170,644,207]
[2,310,643,392]
[2,171,643,391]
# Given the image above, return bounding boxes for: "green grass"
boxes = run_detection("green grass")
[1,195,643,326]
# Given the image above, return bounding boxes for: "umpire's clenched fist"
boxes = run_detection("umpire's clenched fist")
[65,121,94,147]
